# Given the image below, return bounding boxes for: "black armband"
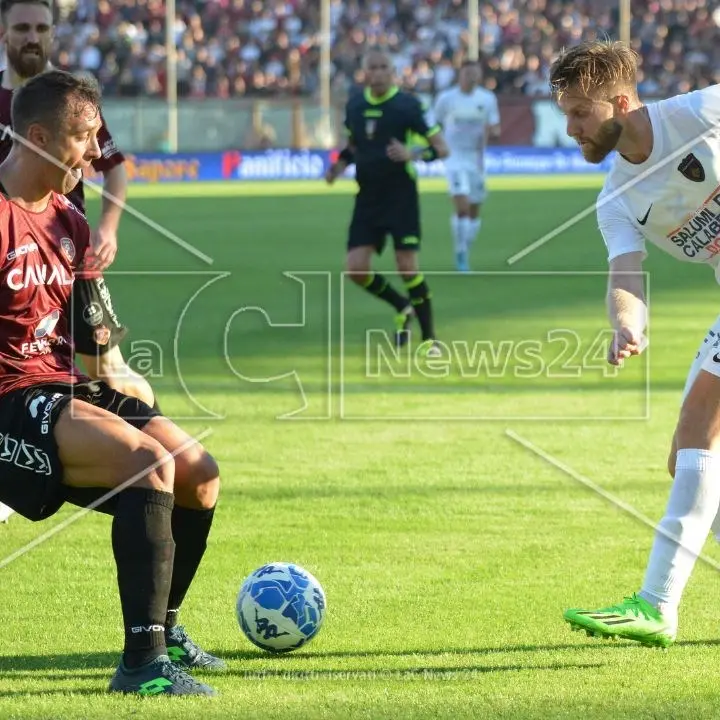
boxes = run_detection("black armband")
[339,147,355,165]
[420,145,439,162]
[412,144,439,163]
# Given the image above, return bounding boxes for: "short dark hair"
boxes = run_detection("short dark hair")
[0,0,51,19]
[549,39,639,101]
[11,70,101,138]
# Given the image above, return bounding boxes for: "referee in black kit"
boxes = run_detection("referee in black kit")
[326,48,449,356]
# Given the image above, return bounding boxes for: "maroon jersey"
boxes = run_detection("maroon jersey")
[0,192,91,396]
[0,71,125,214]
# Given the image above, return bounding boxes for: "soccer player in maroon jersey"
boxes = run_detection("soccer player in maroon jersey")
[0,70,226,696]
[0,0,158,412]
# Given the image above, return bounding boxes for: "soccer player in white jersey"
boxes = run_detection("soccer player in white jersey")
[551,39,720,648]
[432,60,500,271]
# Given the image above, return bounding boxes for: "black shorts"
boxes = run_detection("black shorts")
[71,276,128,356]
[348,185,421,254]
[0,381,160,522]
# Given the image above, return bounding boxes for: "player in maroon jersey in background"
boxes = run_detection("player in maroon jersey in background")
[0,69,225,697]
[0,0,158,412]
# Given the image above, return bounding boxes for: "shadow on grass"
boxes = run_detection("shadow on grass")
[1,637,717,680]
[216,637,720,663]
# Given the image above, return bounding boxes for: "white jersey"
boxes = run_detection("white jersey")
[598,85,720,279]
[433,86,500,171]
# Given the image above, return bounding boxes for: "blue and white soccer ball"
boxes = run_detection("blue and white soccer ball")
[236,562,326,653]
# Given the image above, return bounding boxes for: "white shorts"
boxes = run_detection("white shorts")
[681,313,720,403]
[445,166,487,204]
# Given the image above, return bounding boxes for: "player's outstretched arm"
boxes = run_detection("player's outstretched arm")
[607,251,647,365]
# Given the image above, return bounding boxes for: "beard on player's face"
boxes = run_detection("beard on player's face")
[578,116,623,164]
[6,40,49,79]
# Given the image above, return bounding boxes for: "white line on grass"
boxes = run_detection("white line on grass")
[505,127,718,266]
[506,429,720,573]
[0,428,213,571]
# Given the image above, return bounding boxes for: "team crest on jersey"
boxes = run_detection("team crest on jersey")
[60,237,75,261]
[365,119,376,139]
[678,153,705,182]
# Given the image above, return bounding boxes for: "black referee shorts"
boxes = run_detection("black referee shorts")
[347,184,421,254]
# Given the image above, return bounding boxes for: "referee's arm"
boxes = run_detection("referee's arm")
[326,111,355,184]
[409,97,449,161]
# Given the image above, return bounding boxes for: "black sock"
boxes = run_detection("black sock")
[361,273,408,312]
[165,505,216,629]
[112,488,175,669]
[404,274,435,341]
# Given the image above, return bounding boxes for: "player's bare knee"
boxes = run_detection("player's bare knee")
[195,472,220,509]
[131,440,175,493]
[175,451,220,509]
[675,376,720,451]
[346,257,370,285]
[395,254,418,278]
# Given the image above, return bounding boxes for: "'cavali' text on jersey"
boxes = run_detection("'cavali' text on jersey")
[668,186,720,258]
[5,263,74,291]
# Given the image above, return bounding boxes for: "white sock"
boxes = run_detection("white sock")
[451,215,464,253]
[459,217,472,251]
[638,448,720,627]
[467,218,482,245]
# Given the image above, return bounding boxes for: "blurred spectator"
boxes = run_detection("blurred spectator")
[33,0,720,100]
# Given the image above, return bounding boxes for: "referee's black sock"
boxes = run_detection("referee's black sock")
[112,488,175,669]
[361,272,409,312]
[165,505,216,629]
[404,274,435,341]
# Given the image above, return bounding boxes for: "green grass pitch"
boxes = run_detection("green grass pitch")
[1,174,720,718]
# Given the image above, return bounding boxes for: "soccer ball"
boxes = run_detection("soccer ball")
[236,562,326,653]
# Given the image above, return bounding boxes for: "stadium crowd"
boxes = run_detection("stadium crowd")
[43,0,720,100]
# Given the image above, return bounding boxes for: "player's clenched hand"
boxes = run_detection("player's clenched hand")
[89,226,118,271]
[608,327,646,366]
[325,162,345,185]
[386,138,412,163]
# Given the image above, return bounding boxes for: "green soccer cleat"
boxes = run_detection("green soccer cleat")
[108,654,217,696]
[166,625,227,672]
[563,593,676,648]
[394,305,414,348]
[418,339,443,358]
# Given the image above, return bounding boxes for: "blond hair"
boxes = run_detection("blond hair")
[549,40,639,100]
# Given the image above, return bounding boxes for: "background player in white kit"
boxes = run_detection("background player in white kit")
[549,39,720,648]
[432,60,500,272]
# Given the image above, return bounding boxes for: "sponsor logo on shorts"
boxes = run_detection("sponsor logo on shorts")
[82,302,103,326]
[94,326,111,346]
[28,392,63,435]
[0,433,52,475]
[60,237,75,262]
